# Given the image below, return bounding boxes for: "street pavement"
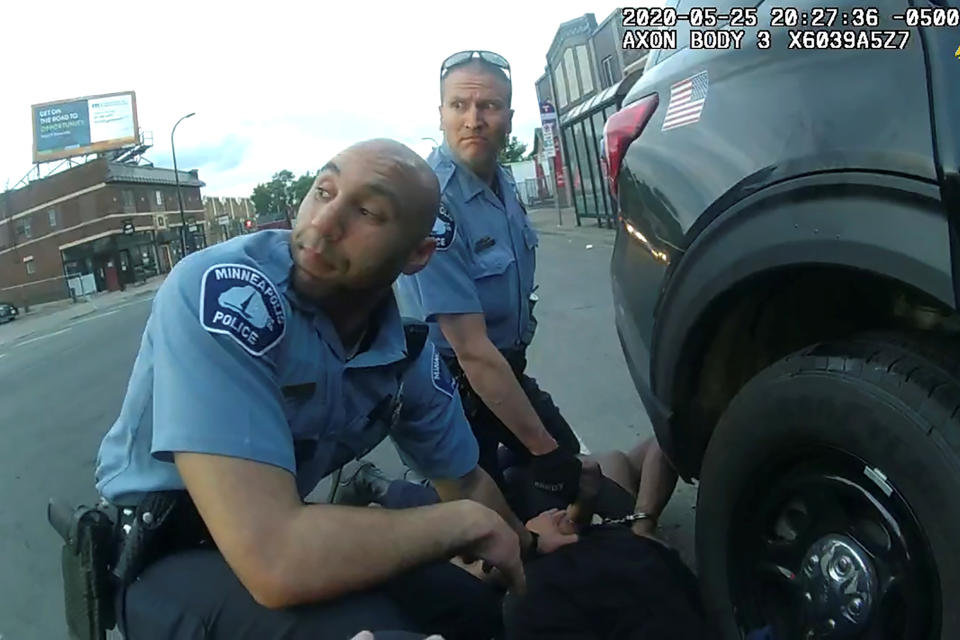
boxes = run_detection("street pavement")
[0,211,698,639]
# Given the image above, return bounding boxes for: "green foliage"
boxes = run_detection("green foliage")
[251,169,317,218]
[498,136,528,164]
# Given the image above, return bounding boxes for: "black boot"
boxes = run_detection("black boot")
[331,461,393,506]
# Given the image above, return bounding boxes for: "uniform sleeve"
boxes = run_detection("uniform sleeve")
[390,341,479,479]
[412,202,482,320]
[149,258,296,473]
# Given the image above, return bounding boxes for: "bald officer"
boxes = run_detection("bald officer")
[396,51,582,503]
[94,139,575,640]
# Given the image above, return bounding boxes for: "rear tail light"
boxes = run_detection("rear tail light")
[603,94,659,198]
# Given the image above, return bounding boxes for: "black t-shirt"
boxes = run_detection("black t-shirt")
[503,528,716,640]
[500,469,716,640]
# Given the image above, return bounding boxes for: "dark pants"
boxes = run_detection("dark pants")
[447,353,581,487]
[118,549,502,640]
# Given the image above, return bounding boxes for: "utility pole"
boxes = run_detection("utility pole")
[171,112,196,260]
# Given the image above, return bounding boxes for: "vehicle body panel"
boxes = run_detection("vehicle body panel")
[609,0,955,477]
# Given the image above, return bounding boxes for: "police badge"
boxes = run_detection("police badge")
[430,202,456,251]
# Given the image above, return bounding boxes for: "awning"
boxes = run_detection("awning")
[560,71,643,127]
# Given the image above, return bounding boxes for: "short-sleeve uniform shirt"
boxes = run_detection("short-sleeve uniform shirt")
[395,144,539,357]
[95,230,478,504]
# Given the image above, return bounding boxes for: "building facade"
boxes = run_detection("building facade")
[536,10,649,227]
[0,159,206,306]
[203,195,256,243]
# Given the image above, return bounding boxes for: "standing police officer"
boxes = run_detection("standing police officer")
[94,139,575,640]
[396,51,582,505]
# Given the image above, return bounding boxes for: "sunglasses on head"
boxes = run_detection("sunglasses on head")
[440,50,511,79]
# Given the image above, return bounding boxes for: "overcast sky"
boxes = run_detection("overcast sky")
[1,0,660,197]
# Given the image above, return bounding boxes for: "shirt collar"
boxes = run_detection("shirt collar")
[266,231,407,366]
[340,291,407,369]
[435,143,507,206]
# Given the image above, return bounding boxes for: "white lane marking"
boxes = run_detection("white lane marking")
[16,327,71,346]
[69,309,121,327]
[67,296,154,328]
[0,353,6,359]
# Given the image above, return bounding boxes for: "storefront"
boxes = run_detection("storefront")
[559,73,642,228]
[61,229,159,293]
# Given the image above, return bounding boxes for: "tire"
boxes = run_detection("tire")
[696,334,960,639]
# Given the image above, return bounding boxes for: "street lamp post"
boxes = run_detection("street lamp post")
[171,112,196,259]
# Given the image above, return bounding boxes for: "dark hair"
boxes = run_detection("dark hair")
[440,59,512,107]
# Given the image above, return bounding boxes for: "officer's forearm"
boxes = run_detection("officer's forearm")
[459,345,558,455]
[266,500,497,608]
[433,466,533,552]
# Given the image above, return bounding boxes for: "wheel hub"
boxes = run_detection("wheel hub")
[798,535,877,638]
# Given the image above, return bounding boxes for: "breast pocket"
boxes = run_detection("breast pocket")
[472,247,517,321]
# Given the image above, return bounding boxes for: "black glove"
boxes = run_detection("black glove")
[531,448,583,504]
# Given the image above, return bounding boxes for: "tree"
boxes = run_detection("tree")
[498,136,528,164]
[251,170,317,221]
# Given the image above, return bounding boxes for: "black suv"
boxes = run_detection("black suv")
[605,0,959,637]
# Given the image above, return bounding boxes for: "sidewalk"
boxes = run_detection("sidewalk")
[0,275,166,347]
[527,204,617,247]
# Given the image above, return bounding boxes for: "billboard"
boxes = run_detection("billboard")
[31,91,139,163]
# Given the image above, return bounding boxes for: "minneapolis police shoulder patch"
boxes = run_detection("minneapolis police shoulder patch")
[430,343,456,398]
[199,263,286,356]
[430,202,456,251]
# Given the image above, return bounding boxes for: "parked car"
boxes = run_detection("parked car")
[604,0,959,637]
[0,301,18,323]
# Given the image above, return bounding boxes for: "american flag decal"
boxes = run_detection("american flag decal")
[662,71,709,131]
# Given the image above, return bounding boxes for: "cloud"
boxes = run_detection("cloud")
[1,0,651,197]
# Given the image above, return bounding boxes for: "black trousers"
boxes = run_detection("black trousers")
[447,354,581,486]
[118,549,502,640]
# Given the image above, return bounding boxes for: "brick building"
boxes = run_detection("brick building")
[0,158,206,306]
[203,195,256,244]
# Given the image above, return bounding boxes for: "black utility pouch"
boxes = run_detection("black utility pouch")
[47,499,117,640]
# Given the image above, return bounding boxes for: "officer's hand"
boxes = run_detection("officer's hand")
[458,505,526,596]
[530,448,583,503]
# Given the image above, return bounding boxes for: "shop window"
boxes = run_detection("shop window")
[574,122,598,216]
[576,45,594,96]
[553,61,569,108]
[564,48,580,102]
[601,56,616,88]
[563,126,586,214]
[25,257,36,275]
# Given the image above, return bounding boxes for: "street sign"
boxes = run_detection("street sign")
[217,215,230,225]
[542,125,556,158]
[122,219,135,235]
[539,101,557,123]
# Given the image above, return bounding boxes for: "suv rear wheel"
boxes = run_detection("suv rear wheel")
[696,334,960,639]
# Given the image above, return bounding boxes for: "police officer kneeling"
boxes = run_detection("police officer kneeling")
[86,139,574,640]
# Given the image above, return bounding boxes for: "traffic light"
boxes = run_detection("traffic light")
[244,219,253,230]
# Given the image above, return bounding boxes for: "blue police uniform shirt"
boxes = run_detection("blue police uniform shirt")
[395,143,539,357]
[95,229,478,504]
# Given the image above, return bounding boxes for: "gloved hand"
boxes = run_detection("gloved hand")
[530,448,583,503]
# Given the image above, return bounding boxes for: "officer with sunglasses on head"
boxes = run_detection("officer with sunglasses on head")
[396,51,583,509]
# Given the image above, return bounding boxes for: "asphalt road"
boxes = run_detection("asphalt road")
[0,221,698,640]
